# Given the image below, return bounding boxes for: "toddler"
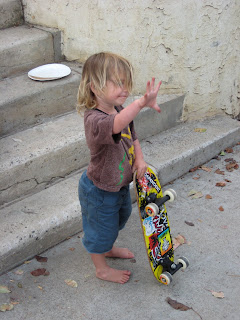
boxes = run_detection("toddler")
[77,52,161,284]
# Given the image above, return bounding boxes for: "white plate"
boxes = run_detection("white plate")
[28,63,71,81]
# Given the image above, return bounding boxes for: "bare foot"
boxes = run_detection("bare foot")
[96,267,131,284]
[105,246,134,259]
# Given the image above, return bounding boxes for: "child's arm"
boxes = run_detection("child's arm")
[132,139,147,179]
[113,78,162,134]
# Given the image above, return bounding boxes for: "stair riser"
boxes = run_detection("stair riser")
[0,0,23,29]
[0,216,82,276]
[0,27,55,79]
[0,75,81,137]
[0,174,81,274]
[156,129,240,186]
[134,95,184,141]
[0,141,90,206]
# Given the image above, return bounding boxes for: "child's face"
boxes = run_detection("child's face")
[98,76,129,108]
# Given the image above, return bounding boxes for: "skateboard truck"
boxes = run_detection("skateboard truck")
[159,256,189,285]
[160,256,187,274]
[145,189,177,216]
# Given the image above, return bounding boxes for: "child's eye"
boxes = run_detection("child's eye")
[111,79,125,87]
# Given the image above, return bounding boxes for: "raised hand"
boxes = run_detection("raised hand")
[140,78,162,112]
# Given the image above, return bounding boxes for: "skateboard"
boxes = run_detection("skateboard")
[133,166,189,285]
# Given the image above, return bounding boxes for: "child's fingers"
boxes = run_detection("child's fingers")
[146,80,151,93]
[155,80,162,92]
[151,103,161,113]
[146,79,161,92]
[150,77,155,90]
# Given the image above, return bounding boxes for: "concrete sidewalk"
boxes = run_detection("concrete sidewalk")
[0,143,239,320]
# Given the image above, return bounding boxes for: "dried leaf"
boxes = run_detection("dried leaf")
[17,283,23,288]
[216,182,226,187]
[215,169,225,175]
[15,269,24,275]
[166,297,191,311]
[211,291,224,299]
[201,166,212,172]
[31,268,50,276]
[0,303,14,312]
[194,128,207,133]
[185,221,195,226]
[218,206,224,212]
[193,174,200,180]
[224,179,231,183]
[188,189,203,199]
[191,191,203,199]
[10,300,19,305]
[226,162,239,171]
[69,248,75,251]
[225,147,233,153]
[64,279,78,288]
[205,194,212,199]
[175,234,186,244]
[35,255,48,263]
[225,158,234,162]
[189,166,199,172]
[0,285,11,294]
[173,234,187,249]
[188,189,198,196]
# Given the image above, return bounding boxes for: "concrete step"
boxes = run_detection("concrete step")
[0,62,83,137]
[0,25,55,79]
[0,0,23,29]
[0,115,239,275]
[0,94,183,205]
[140,115,240,186]
[0,111,88,206]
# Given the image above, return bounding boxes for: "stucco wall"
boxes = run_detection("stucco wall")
[22,0,240,120]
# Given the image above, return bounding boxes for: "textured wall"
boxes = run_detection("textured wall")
[22,0,240,120]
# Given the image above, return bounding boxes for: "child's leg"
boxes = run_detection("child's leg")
[105,246,134,259]
[79,173,134,284]
[101,185,135,260]
[91,253,131,284]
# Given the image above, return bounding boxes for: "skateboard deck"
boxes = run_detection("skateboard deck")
[134,166,188,285]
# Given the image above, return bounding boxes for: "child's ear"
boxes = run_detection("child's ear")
[90,82,97,94]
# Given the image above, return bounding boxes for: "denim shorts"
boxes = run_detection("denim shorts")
[78,170,132,254]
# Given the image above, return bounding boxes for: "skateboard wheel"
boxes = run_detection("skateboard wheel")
[163,189,177,202]
[159,272,173,285]
[167,188,177,199]
[177,256,190,270]
[145,203,159,216]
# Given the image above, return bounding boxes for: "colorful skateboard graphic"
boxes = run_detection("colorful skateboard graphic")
[133,166,189,285]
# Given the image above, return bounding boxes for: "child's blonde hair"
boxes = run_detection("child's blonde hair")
[77,52,133,112]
